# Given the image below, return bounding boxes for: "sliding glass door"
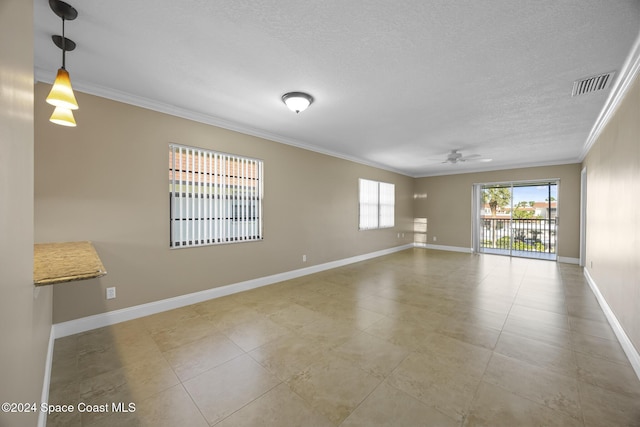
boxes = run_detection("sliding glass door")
[474,181,558,260]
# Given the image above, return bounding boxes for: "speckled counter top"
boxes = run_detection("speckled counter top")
[34,241,107,285]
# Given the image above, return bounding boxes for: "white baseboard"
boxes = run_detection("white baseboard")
[416,244,579,264]
[38,326,55,427]
[584,268,640,381]
[52,244,413,338]
[414,243,473,253]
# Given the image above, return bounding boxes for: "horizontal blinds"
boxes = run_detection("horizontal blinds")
[359,179,379,230]
[379,182,395,228]
[359,178,395,230]
[169,144,263,248]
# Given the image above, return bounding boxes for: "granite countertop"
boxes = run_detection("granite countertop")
[34,241,107,285]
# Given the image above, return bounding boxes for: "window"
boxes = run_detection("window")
[169,144,263,248]
[359,178,395,230]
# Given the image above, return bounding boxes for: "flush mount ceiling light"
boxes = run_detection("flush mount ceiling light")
[46,0,79,127]
[282,92,314,113]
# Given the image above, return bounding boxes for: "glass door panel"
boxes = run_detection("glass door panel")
[479,184,513,256]
[478,181,557,260]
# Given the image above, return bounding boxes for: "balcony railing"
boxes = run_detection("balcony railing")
[480,218,556,254]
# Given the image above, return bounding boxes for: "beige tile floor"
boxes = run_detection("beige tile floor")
[47,249,640,426]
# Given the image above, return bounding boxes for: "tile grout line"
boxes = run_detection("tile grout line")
[562,269,588,427]
[462,258,527,424]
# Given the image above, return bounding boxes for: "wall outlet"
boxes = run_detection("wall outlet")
[302,254,307,262]
[106,287,116,300]
[433,236,437,242]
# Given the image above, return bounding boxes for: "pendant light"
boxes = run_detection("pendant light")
[282,92,314,113]
[49,106,77,127]
[47,0,79,127]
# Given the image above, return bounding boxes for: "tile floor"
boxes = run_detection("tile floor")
[47,249,640,426]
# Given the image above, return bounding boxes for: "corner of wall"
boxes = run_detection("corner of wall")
[583,269,640,380]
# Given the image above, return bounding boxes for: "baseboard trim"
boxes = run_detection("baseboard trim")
[38,326,55,427]
[414,243,473,253]
[557,256,580,265]
[584,268,640,381]
[52,244,413,338]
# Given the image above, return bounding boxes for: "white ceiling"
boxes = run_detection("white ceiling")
[34,0,640,177]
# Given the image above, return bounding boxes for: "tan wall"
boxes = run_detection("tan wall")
[414,164,582,259]
[34,85,415,323]
[583,70,640,354]
[0,1,53,426]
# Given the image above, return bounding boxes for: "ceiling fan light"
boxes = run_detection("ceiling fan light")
[49,106,77,127]
[282,92,313,113]
[46,68,79,110]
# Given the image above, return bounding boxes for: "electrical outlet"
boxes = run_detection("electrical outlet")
[302,254,307,262]
[106,287,116,300]
[433,236,437,242]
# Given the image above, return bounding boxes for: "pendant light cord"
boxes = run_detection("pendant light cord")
[61,17,66,69]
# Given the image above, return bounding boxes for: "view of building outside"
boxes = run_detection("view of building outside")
[480,183,557,257]
[169,144,263,248]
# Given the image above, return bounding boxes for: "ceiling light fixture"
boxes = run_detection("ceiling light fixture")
[46,0,79,127]
[282,92,313,114]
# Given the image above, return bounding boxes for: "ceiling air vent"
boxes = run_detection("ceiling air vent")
[572,71,616,97]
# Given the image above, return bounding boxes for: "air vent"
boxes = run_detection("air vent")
[572,71,616,97]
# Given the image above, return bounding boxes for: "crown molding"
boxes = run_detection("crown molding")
[34,67,410,177]
[414,158,581,178]
[581,31,640,161]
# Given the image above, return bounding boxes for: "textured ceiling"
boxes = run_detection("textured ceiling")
[34,0,640,177]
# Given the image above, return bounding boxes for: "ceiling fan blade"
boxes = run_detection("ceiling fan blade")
[432,150,492,164]
[464,157,492,162]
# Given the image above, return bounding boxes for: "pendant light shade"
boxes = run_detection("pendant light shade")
[282,92,314,113]
[49,106,77,127]
[48,0,79,126]
[47,68,79,110]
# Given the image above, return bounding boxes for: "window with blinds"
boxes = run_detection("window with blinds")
[359,178,395,230]
[169,144,263,248]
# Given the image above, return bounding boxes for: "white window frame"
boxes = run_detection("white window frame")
[359,178,395,230]
[169,143,263,248]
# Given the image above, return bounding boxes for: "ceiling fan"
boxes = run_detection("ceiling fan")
[440,149,492,164]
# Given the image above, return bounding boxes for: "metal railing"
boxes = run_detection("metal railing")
[480,218,556,254]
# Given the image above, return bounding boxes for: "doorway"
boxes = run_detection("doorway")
[473,180,558,260]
